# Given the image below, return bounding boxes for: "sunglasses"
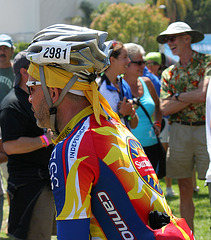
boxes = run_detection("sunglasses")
[26,80,42,95]
[163,33,187,43]
[130,60,146,66]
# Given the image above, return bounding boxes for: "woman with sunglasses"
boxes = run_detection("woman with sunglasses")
[97,41,138,130]
[124,43,162,171]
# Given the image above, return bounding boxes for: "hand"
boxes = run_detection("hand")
[154,125,161,136]
[153,122,161,136]
[118,97,134,117]
[44,129,54,145]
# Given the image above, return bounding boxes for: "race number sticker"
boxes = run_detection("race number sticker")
[40,42,71,64]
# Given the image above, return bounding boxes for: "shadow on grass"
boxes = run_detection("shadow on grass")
[193,192,209,198]
[166,192,210,204]
[165,194,179,202]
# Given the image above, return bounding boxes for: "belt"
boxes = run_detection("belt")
[175,121,205,126]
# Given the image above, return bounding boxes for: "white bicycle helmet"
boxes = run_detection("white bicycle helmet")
[27,24,111,77]
[26,24,112,135]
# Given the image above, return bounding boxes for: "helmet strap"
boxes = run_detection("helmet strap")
[39,66,79,136]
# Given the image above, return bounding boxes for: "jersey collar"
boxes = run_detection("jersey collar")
[53,105,93,145]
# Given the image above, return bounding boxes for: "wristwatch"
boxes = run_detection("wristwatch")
[175,93,180,101]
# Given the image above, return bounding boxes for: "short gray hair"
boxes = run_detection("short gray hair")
[124,43,145,60]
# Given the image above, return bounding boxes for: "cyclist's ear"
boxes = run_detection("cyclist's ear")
[49,87,60,103]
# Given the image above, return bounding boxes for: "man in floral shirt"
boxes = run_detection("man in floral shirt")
[157,21,211,232]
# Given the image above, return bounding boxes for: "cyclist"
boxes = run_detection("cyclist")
[26,24,194,240]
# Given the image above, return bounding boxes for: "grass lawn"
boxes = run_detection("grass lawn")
[0,177,210,239]
[159,178,211,240]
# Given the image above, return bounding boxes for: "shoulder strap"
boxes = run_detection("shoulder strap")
[96,72,107,89]
[117,76,131,129]
[133,98,152,124]
[117,75,124,101]
[134,98,161,143]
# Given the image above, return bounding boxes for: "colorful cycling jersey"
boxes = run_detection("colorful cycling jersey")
[49,105,194,239]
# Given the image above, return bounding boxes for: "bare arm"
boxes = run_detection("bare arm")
[3,129,53,155]
[173,77,210,103]
[129,113,139,129]
[128,101,139,129]
[0,139,7,164]
[161,78,210,116]
[161,97,190,116]
[144,77,162,135]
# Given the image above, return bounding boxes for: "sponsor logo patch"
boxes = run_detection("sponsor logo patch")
[127,138,163,196]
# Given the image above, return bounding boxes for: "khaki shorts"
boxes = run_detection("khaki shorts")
[26,186,57,240]
[166,122,209,179]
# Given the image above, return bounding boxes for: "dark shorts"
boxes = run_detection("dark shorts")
[143,143,160,171]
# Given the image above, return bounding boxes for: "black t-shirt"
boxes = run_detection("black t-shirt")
[0,87,53,174]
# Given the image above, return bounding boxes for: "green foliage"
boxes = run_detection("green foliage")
[13,42,29,58]
[151,0,211,33]
[185,0,211,33]
[146,0,157,6]
[79,0,95,26]
[70,15,83,26]
[91,1,110,20]
[90,3,169,52]
[156,0,192,22]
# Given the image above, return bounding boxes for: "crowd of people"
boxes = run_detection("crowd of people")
[0,21,209,239]
[0,36,56,239]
